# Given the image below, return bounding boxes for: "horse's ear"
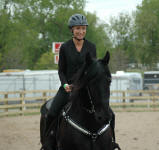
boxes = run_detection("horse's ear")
[101,51,110,65]
[85,52,93,65]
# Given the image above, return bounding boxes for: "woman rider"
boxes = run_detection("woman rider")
[42,13,118,149]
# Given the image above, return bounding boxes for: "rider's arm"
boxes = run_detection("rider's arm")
[58,44,68,87]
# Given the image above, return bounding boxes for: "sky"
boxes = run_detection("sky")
[85,0,143,22]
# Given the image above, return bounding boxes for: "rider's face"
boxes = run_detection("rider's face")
[72,26,87,40]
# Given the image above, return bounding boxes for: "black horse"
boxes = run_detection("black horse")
[40,51,121,150]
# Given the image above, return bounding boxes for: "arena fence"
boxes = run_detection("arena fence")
[0,90,159,117]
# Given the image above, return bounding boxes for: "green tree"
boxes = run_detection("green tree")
[135,0,159,67]
[0,0,112,71]
[86,12,112,58]
[106,13,135,72]
[34,52,57,69]
[0,0,87,70]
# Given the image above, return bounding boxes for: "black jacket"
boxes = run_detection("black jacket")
[58,39,96,86]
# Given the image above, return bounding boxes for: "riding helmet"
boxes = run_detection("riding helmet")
[68,14,88,29]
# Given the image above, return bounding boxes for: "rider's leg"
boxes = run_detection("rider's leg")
[48,86,69,117]
[46,86,69,130]
[41,86,69,149]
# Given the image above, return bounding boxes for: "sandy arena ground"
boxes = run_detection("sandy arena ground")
[0,112,159,150]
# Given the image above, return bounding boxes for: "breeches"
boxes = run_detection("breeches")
[48,86,69,117]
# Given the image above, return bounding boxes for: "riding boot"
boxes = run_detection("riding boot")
[40,114,57,150]
[45,114,56,137]
[40,86,69,150]
[40,114,52,144]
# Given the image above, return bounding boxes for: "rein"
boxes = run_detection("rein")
[82,86,95,114]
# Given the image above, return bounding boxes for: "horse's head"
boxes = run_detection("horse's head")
[72,51,111,121]
[84,51,111,107]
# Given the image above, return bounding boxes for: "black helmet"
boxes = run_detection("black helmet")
[68,14,88,29]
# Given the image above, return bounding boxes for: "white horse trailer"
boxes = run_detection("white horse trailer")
[0,70,60,99]
[110,71,143,102]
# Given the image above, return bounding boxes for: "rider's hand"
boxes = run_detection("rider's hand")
[64,84,72,93]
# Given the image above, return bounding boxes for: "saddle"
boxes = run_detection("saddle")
[40,98,54,115]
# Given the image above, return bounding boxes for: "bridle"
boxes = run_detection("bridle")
[82,61,112,114]
[82,86,95,114]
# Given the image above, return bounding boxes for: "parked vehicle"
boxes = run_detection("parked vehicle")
[143,71,159,90]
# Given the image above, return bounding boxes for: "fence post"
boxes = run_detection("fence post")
[122,91,126,109]
[43,92,47,103]
[4,93,8,116]
[152,92,156,111]
[20,91,25,115]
